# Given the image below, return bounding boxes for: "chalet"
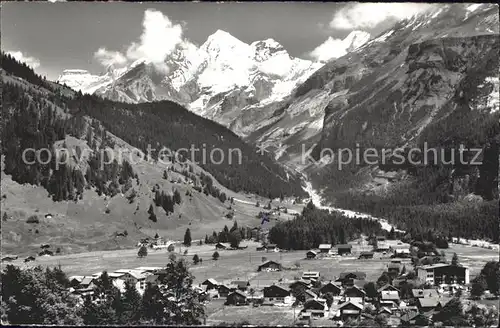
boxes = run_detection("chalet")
[201,278,219,290]
[215,242,230,250]
[387,263,401,276]
[393,248,411,257]
[256,246,266,251]
[338,271,366,280]
[69,276,85,288]
[379,307,392,315]
[306,250,318,259]
[79,276,96,289]
[338,300,363,320]
[318,244,332,253]
[376,235,386,241]
[38,249,54,256]
[2,255,18,262]
[304,289,318,301]
[337,272,367,287]
[400,311,429,326]
[218,284,236,297]
[377,284,400,295]
[226,290,248,306]
[375,243,391,252]
[302,271,320,281]
[257,260,282,272]
[263,284,291,303]
[417,263,470,285]
[266,244,279,252]
[417,297,440,312]
[336,244,352,255]
[319,281,342,296]
[344,286,366,302]
[72,287,95,302]
[380,290,400,306]
[24,255,36,263]
[358,252,374,259]
[44,213,53,219]
[114,269,148,291]
[303,299,328,317]
[231,280,250,291]
[289,280,311,290]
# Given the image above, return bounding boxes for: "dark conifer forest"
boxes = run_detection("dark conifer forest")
[269,201,383,250]
[1,52,306,200]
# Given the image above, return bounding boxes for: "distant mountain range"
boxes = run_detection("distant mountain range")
[57,30,372,131]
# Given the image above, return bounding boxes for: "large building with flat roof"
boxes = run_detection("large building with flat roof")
[417,263,469,285]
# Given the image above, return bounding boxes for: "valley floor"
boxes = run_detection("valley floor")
[4,238,496,283]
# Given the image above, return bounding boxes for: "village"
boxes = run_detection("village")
[22,233,496,327]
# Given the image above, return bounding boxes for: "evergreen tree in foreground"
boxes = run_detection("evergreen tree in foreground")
[183,228,192,246]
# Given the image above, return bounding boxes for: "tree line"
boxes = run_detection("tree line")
[1,81,137,202]
[269,201,383,250]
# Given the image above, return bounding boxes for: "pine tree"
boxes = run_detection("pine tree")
[183,228,192,247]
[230,221,238,233]
[452,253,459,266]
[147,204,157,223]
[173,189,181,204]
[120,280,141,324]
[193,254,200,265]
[212,251,219,261]
[138,246,148,258]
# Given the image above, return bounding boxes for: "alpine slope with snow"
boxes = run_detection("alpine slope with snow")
[57,30,326,130]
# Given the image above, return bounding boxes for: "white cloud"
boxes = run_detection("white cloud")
[330,3,435,30]
[310,37,350,62]
[6,51,41,69]
[309,31,371,62]
[94,9,186,72]
[94,48,128,67]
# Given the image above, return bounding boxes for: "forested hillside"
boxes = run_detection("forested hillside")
[1,52,305,200]
[269,201,383,250]
[64,94,305,198]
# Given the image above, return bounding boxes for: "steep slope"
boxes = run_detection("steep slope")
[250,4,499,166]
[246,4,499,241]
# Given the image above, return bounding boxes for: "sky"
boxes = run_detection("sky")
[1,2,435,80]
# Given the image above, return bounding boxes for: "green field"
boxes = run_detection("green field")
[4,238,496,282]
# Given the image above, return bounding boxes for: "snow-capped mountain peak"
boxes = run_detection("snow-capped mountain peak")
[252,38,289,62]
[343,30,372,51]
[201,29,250,54]
[58,29,325,131]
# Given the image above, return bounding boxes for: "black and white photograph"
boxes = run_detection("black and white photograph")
[1,1,499,326]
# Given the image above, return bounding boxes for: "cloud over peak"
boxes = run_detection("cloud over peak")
[309,30,371,62]
[6,51,41,69]
[94,48,128,67]
[330,3,435,30]
[93,9,187,72]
